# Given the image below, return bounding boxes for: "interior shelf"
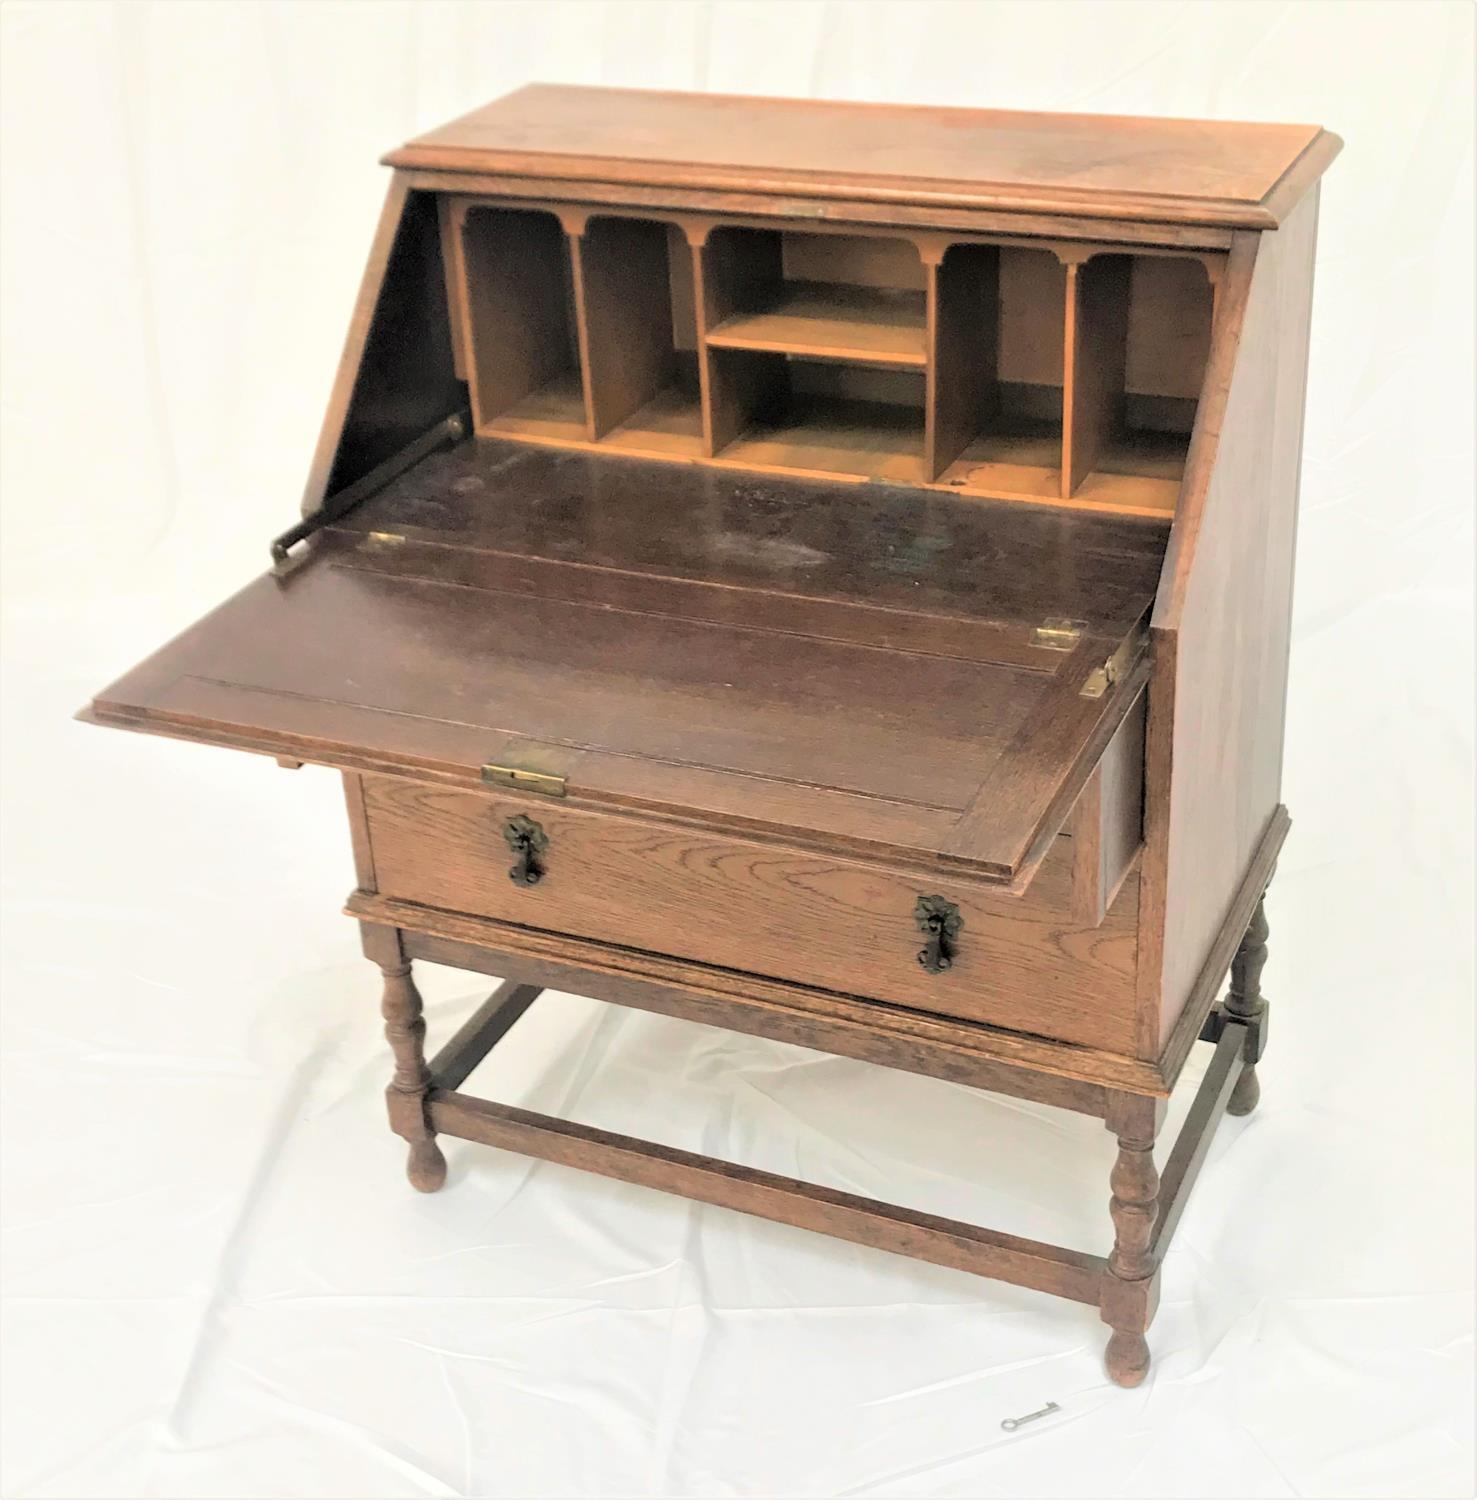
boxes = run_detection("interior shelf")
[707,282,927,368]
[443,199,1219,519]
[717,394,926,486]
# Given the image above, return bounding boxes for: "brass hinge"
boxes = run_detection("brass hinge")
[1081,619,1149,699]
[1031,617,1087,651]
[481,763,568,797]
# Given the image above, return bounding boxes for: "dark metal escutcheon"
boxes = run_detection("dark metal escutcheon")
[914,894,962,973]
[504,813,549,887]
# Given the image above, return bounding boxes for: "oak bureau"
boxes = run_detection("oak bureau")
[83,85,1340,1385]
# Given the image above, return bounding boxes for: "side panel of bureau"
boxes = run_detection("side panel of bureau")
[359,775,1140,1053]
[1142,190,1320,1062]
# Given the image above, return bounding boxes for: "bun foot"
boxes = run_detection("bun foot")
[1226,1065,1261,1117]
[407,1138,448,1192]
[1105,1329,1150,1387]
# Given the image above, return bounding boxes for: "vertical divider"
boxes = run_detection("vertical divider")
[559,211,599,442]
[922,240,946,480]
[686,224,721,457]
[925,239,999,481]
[437,197,471,383]
[1201,254,1226,334]
[1060,258,1082,496]
[1061,253,1130,497]
[572,215,681,440]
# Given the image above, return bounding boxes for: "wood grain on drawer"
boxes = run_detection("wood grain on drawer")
[360,777,1139,1053]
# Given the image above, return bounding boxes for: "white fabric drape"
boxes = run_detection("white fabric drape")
[2,3,1472,1495]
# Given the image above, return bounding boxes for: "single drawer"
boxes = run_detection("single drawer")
[360,779,1141,1055]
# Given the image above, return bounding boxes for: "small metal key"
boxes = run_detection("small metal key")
[1000,1400,1060,1432]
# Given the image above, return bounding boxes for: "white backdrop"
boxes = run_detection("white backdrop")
[2,3,1473,1497]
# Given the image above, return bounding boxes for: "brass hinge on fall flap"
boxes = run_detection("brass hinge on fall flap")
[1031,618,1087,651]
[1081,618,1150,699]
[1032,615,1149,699]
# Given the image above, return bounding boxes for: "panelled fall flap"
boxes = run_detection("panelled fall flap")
[87,437,1157,893]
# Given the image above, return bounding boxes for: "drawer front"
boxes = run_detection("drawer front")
[360,777,1139,1053]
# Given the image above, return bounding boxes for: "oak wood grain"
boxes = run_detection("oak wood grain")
[709,283,927,368]
[1142,191,1320,1054]
[1062,255,1131,494]
[1153,806,1287,1089]
[435,195,1210,515]
[361,774,1142,1051]
[89,438,1162,883]
[926,244,998,479]
[1150,1021,1245,1255]
[393,923,1109,1113]
[387,85,1338,230]
[429,1089,1107,1300]
[83,87,1339,1388]
[301,178,408,515]
[427,980,543,1091]
[458,204,581,434]
[1126,255,1215,405]
[342,771,378,892]
[351,892,1171,1095]
[302,184,462,515]
[575,217,679,436]
[1070,693,1146,926]
[401,168,1242,251]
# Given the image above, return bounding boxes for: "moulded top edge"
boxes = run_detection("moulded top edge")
[384,84,1342,231]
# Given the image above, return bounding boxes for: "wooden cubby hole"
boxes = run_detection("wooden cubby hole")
[1061,249,1219,512]
[698,227,928,485]
[451,202,587,444]
[925,241,1068,502]
[572,214,704,457]
[442,197,1222,521]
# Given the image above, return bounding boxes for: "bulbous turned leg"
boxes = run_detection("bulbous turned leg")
[1105,1327,1151,1388]
[1101,1107,1160,1387]
[1225,895,1270,1117]
[379,960,446,1192]
[404,1138,447,1193]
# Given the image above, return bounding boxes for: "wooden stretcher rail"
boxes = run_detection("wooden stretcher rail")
[1152,1022,1246,1255]
[411,988,1253,1315]
[428,979,543,1091]
[426,1088,1108,1304]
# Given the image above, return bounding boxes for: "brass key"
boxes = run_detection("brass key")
[1000,1400,1060,1433]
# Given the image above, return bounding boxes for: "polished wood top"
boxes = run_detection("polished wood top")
[87,440,1164,884]
[387,85,1340,229]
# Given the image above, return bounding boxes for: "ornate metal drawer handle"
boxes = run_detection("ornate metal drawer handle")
[915,894,962,973]
[503,814,549,887]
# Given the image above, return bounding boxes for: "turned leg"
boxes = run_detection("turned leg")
[379,959,447,1192]
[1225,894,1270,1117]
[1100,1098,1161,1387]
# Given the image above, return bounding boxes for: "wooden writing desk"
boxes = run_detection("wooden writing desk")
[84,86,1339,1385]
